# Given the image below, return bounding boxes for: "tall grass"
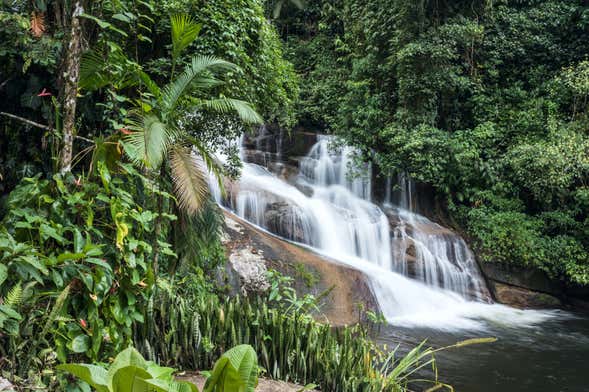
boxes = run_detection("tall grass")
[134,288,453,391]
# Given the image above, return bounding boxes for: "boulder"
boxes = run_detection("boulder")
[491,282,562,308]
[482,262,563,297]
[222,210,379,326]
[263,201,315,245]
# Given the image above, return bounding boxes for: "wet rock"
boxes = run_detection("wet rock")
[492,282,562,308]
[293,181,314,197]
[264,202,314,245]
[482,263,563,297]
[243,126,319,160]
[222,211,379,326]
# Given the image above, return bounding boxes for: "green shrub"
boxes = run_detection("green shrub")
[0,165,176,384]
[134,287,450,392]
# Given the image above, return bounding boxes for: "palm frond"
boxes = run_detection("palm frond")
[186,135,226,196]
[170,146,209,215]
[170,14,202,63]
[124,113,176,168]
[189,76,225,90]
[196,98,263,124]
[138,70,162,98]
[79,50,109,91]
[161,55,237,115]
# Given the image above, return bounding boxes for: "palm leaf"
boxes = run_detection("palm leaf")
[161,55,237,115]
[170,14,202,63]
[170,146,209,215]
[125,113,175,168]
[186,135,226,195]
[138,70,162,98]
[196,98,263,124]
[79,50,110,91]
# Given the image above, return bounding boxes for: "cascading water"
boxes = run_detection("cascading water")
[211,132,557,330]
[385,173,489,300]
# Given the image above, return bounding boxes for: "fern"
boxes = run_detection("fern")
[5,282,22,308]
[39,284,71,341]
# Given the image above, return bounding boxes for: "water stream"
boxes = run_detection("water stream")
[211,133,559,330]
[208,130,589,391]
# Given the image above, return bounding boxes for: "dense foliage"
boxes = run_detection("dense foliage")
[0,0,299,389]
[281,0,589,287]
[0,0,297,193]
[0,1,453,391]
[134,280,449,392]
[0,165,176,387]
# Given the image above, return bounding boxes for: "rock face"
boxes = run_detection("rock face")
[482,262,564,308]
[228,247,270,294]
[0,378,14,392]
[482,262,563,296]
[481,262,589,308]
[492,282,562,309]
[263,201,316,245]
[222,210,379,326]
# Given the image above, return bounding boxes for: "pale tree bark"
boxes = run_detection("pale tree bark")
[60,1,84,173]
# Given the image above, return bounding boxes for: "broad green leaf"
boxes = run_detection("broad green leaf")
[57,252,86,263]
[171,381,200,392]
[107,347,148,383]
[116,221,129,250]
[18,255,48,276]
[146,363,176,381]
[56,364,109,391]
[40,224,66,244]
[79,13,128,37]
[204,345,258,392]
[135,378,170,392]
[112,13,132,23]
[0,305,22,320]
[111,365,152,392]
[71,334,91,353]
[85,257,113,271]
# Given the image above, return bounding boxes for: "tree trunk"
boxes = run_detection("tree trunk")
[60,1,84,173]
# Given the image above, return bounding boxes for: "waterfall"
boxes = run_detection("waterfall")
[211,133,556,330]
[390,209,488,300]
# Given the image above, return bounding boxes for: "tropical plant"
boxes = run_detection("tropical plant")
[0,282,23,336]
[282,0,589,288]
[203,345,258,392]
[0,165,176,387]
[58,345,259,392]
[135,285,474,392]
[58,346,199,392]
[123,14,262,216]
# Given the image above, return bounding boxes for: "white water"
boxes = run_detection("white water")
[211,134,559,331]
